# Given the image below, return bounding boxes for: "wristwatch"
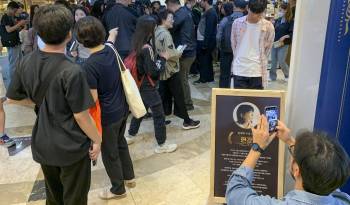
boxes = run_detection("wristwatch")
[251,143,265,154]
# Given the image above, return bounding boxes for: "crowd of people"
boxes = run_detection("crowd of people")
[0,0,349,204]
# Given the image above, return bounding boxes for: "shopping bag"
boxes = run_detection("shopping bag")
[106,43,147,119]
[89,100,102,135]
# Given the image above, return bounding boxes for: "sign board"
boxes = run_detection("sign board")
[210,89,286,204]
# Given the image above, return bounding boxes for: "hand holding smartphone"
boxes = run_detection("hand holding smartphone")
[265,106,278,133]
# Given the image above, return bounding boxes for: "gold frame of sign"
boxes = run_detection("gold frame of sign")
[209,89,286,204]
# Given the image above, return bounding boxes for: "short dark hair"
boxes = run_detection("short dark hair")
[33,5,74,45]
[165,0,180,5]
[248,0,267,14]
[75,16,106,48]
[294,131,350,195]
[236,104,254,124]
[54,0,71,10]
[7,1,19,9]
[151,1,161,7]
[207,0,214,6]
[223,2,234,16]
[156,8,173,25]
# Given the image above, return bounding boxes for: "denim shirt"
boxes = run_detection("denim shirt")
[226,166,350,205]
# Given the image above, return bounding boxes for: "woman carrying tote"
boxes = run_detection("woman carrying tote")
[126,15,178,154]
[155,9,200,130]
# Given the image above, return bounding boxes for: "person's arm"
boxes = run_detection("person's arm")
[264,23,275,57]
[4,17,27,33]
[216,17,227,46]
[142,47,167,79]
[106,27,119,44]
[162,33,182,61]
[73,110,101,144]
[203,10,217,49]
[231,21,238,56]
[226,116,280,205]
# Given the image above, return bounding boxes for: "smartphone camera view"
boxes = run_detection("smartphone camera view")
[265,106,278,133]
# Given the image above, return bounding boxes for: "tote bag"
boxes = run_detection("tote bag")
[106,43,147,119]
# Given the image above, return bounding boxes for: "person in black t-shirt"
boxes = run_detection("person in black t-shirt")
[6,5,102,205]
[75,16,135,200]
[0,1,27,89]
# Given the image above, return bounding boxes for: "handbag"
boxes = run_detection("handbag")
[106,43,147,119]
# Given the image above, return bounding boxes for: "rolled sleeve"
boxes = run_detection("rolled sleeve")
[225,166,280,205]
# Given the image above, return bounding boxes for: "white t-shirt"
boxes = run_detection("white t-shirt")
[232,22,262,77]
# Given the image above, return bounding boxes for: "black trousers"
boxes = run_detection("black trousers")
[197,41,214,82]
[41,155,91,205]
[129,87,167,145]
[233,75,264,90]
[219,52,233,88]
[102,116,135,195]
[158,72,191,123]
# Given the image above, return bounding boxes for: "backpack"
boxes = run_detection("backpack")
[124,45,155,88]
[220,13,244,53]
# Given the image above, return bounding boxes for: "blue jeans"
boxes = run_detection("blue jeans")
[3,45,22,89]
[270,45,289,81]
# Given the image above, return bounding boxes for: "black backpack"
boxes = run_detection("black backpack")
[220,13,244,53]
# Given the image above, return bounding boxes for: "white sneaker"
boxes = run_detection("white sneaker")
[283,78,289,83]
[125,135,137,145]
[98,188,127,200]
[125,179,136,188]
[154,142,177,154]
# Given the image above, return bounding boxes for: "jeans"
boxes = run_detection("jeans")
[158,72,191,123]
[128,87,166,145]
[179,56,195,107]
[3,45,22,89]
[102,116,135,195]
[219,52,233,88]
[233,75,263,90]
[197,41,214,82]
[41,155,91,205]
[270,45,289,81]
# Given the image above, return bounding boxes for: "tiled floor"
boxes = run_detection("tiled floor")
[0,62,290,205]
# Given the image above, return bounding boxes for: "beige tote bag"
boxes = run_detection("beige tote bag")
[106,43,147,119]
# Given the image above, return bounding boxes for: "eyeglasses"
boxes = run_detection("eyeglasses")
[288,144,295,157]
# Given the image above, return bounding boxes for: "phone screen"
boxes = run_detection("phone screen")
[265,106,278,132]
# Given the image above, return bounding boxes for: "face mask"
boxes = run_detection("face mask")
[278,11,286,18]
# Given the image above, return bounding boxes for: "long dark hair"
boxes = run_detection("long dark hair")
[30,5,39,28]
[132,15,157,56]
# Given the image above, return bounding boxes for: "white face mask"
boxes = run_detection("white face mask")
[278,11,286,18]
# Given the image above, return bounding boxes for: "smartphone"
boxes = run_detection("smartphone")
[265,106,278,133]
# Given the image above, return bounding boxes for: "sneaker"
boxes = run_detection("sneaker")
[183,119,201,130]
[165,120,171,125]
[0,134,15,147]
[125,135,137,145]
[125,179,136,188]
[99,188,127,200]
[154,142,177,154]
[283,78,289,83]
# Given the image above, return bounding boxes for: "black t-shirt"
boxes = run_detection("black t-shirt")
[7,50,95,166]
[83,46,129,126]
[0,14,21,46]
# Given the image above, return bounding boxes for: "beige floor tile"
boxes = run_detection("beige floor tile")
[88,188,136,205]
[0,182,34,204]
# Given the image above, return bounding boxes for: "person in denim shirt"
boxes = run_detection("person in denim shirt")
[226,116,350,205]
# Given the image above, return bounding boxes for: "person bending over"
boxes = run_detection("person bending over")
[226,116,350,205]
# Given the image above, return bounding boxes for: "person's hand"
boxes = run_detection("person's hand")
[89,142,101,161]
[109,27,119,39]
[159,51,170,60]
[276,121,294,146]
[18,20,27,26]
[279,35,290,42]
[251,115,276,150]
[71,51,78,58]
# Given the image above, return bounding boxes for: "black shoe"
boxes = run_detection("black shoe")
[144,112,152,119]
[182,119,201,130]
[186,105,194,111]
[165,120,171,125]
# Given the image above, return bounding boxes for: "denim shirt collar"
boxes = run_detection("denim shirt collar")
[285,190,337,205]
